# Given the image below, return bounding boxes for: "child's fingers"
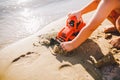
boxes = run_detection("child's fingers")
[60,43,66,51]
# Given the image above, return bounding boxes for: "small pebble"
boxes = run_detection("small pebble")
[105,33,112,39]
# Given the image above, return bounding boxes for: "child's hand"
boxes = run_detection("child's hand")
[68,11,82,21]
[60,41,75,52]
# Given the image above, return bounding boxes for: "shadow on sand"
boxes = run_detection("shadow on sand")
[56,39,106,80]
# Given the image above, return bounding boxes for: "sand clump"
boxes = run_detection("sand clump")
[38,33,68,56]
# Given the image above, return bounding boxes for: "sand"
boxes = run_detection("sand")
[0,12,120,80]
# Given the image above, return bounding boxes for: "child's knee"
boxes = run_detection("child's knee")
[116,16,120,32]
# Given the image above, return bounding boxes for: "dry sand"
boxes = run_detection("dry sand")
[0,12,120,80]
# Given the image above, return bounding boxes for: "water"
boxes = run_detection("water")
[0,0,90,49]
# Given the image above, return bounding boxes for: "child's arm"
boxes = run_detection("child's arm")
[72,0,117,49]
[72,0,101,18]
[71,0,100,21]
[80,0,101,15]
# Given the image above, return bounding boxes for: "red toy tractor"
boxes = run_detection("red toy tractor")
[56,15,86,42]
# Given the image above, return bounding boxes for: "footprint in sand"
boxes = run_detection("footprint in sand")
[59,64,79,79]
[59,64,72,70]
[12,52,40,64]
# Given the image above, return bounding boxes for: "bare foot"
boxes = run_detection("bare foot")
[109,37,120,49]
[104,26,117,33]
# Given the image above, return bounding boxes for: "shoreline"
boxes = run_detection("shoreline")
[0,0,90,50]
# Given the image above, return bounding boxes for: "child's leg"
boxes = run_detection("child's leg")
[110,16,120,49]
[116,16,120,32]
[104,25,117,33]
[104,10,119,33]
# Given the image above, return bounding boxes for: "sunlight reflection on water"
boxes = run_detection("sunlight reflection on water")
[17,0,29,4]
[19,8,40,33]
